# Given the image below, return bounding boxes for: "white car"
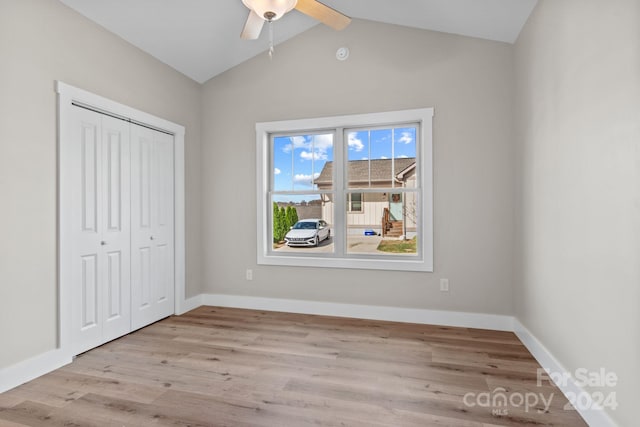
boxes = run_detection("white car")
[284,219,330,247]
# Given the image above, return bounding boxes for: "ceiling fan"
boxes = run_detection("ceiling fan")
[240,0,351,40]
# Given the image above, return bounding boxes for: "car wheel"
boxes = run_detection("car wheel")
[326,229,331,240]
[315,236,319,247]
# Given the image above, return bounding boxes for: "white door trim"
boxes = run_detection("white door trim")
[56,81,187,358]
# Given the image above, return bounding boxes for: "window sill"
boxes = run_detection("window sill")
[258,252,432,272]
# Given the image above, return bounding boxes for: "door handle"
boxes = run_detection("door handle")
[100,241,107,246]
[150,236,154,240]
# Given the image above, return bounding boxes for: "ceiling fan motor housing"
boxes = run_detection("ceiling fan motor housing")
[242,0,297,21]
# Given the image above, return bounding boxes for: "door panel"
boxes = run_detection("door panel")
[138,137,152,229]
[81,125,98,233]
[131,125,175,330]
[131,125,153,328]
[106,251,122,320]
[152,132,175,319]
[70,108,131,354]
[71,108,104,353]
[156,243,170,303]
[106,132,122,232]
[100,116,131,342]
[137,246,152,308]
[80,254,99,330]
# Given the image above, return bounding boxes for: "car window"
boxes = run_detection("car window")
[294,222,316,230]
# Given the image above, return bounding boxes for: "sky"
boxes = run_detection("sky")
[272,126,417,197]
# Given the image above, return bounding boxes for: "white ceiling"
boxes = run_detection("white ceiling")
[59,0,537,84]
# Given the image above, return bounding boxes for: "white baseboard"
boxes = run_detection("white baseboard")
[0,349,72,394]
[177,294,203,315]
[199,293,514,331]
[514,320,618,427]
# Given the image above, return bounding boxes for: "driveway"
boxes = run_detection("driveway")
[274,236,334,253]
[273,234,384,254]
[346,235,383,253]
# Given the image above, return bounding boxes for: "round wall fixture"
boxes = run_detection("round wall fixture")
[336,47,350,61]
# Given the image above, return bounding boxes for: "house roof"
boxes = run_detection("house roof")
[315,158,416,186]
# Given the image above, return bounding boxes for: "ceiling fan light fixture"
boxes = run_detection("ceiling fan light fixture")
[242,0,297,21]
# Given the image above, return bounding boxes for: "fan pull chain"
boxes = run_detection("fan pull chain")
[268,20,274,59]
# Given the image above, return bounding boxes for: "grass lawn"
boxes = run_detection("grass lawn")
[377,237,417,253]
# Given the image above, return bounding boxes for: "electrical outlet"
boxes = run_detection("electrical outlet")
[440,278,449,292]
[246,269,253,281]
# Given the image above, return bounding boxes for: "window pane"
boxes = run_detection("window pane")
[271,194,334,253]
[371,129,392,161]
[344,191,419,256]
[273,136,292,191]
[346,126,418,189]
[272,134,333,192]
[393,127,418,186]
[347,130,369,161]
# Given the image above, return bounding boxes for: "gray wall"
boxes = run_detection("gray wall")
[514,1,640,425]
[201,20,516,314]
[0,0,202,368]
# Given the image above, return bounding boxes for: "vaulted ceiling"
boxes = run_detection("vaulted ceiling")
[59,0,537,83]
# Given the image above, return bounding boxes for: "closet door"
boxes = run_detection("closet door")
[70,107,131,355]
[131,125,175,330]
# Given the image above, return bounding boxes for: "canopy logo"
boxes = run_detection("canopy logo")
[463,368,618,416]
[463,387,554,416]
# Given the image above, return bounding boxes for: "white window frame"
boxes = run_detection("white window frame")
[256,108,433,272]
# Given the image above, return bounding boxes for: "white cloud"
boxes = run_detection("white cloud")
[398,131,414,144]
[282,135,308,153]
[274,167,281,175]
[361,157,368,160]
[380,156,388,159]
[284,134,334,162]
[293,172,321,184]
[300,151,327,161]
[313,134,334,151]
[348,132,364,152]
[398,155,408,158]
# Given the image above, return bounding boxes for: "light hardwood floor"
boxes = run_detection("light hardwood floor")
[0,306,587,426]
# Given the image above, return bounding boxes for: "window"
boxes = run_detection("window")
[348,193,363,212]
[256,108,433,271]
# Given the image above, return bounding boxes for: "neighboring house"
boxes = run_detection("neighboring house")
[275,201,322,220]
[314,158,418,238]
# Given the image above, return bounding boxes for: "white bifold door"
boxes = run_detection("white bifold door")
[69,106,174,355]
[130,125,175,330]
[70,107,131,355]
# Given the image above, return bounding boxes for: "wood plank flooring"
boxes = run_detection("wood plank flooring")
[0,306,587,426]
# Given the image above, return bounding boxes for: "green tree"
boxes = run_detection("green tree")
[285,205,298,230]
[274,204,300,243]
[273,202,283,242]
[278,207,288,241]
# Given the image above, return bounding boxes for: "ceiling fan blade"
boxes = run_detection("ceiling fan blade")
[240,10,265,40]
[295,0,351,31]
